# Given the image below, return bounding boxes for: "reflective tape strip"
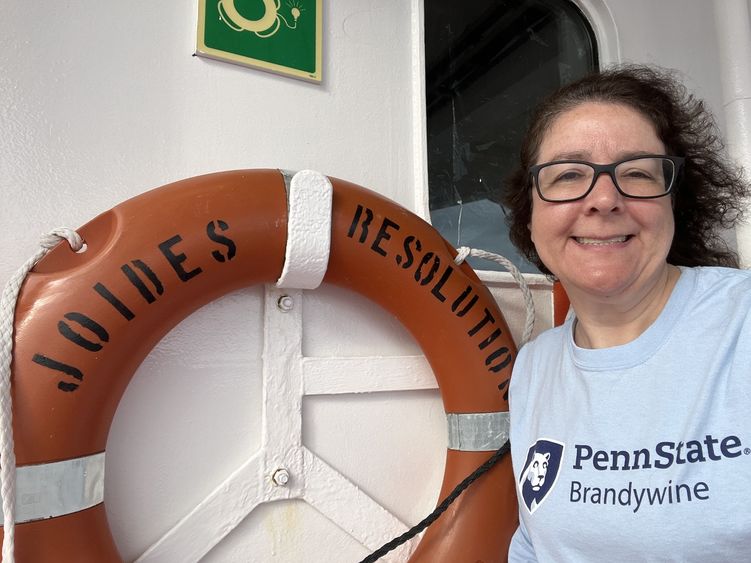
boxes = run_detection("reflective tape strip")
[447,412,509,452]
[276,169,333,290]
[1,452,105,525]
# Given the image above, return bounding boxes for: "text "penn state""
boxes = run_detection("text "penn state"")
[574,434,745,471]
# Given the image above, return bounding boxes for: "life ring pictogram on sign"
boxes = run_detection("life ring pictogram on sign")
[6,169,518,561]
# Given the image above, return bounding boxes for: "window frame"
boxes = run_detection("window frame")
[410,0,619,284]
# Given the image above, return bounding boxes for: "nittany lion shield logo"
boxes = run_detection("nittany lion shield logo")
[519,438,565,514]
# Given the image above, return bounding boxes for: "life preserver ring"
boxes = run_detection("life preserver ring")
[6,169,517,561]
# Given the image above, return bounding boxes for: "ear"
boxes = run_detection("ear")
[543,452,550,461]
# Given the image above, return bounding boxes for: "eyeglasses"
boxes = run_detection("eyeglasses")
[530,155,685,203]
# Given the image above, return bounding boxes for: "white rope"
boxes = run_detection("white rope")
[454,247,535,346]
[0,228,83,562]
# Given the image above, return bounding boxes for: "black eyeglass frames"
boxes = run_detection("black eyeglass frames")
[530,155,685,203]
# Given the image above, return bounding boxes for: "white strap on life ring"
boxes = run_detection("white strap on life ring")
[276,170,333,290]
[0,452,105,526]
[446,412,510,452]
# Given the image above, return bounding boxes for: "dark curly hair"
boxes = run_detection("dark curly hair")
[503,64,749,274]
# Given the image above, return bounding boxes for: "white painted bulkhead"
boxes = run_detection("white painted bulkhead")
[0,1,747,561]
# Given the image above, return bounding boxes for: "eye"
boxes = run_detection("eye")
[617,158,665,183]
[621,167,655,180]
[553,168,586,183]
[555,170,582,182]
[545,163,590,184]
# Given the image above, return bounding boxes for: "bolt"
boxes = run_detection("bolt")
[272,468,290,486]
[277,295,294,312]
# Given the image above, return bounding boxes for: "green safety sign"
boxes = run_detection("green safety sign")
[197,0,322,82]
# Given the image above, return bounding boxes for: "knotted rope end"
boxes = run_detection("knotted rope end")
[40,228,85,252]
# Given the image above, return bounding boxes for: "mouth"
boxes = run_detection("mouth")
[573,235,631,246]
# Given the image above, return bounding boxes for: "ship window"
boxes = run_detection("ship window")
[426,0,598,273]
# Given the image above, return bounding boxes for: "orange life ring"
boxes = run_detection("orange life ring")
[6,169,518,561]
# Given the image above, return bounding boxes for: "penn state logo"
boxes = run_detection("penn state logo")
[519,438,565,514]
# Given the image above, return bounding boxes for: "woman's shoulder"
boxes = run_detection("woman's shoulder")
[683,265,751,301]
[514,320,571,368]
[687,264,751,282]
[509,321,571,408]
[672,267,751,336]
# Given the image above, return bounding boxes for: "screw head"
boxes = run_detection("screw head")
[277,295,294,312]
[272,468,290,486]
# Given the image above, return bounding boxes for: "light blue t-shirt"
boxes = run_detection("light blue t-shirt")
[509,266,751,562]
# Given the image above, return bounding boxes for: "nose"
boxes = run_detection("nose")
[585,171,623,212]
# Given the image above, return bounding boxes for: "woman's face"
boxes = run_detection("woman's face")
[529,102,675,303]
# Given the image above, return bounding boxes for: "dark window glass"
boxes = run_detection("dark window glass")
[426,0,598,273]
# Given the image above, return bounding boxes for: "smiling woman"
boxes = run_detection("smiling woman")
[528,102,678,327]
[501,65,751,562]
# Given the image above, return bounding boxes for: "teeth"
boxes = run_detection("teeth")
[575,236,627,245]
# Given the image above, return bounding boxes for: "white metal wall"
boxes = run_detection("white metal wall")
[0,1,745,561]
[713,0,751,266]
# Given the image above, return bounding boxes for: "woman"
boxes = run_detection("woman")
[503,65,751,561]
